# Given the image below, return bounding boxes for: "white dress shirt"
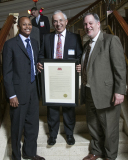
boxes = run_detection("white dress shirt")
[10,34,36,99]
[54,29,66,59]
[36,14,40,24]
[86,30,101,87]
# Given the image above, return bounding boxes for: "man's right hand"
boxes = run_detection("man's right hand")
[37,63,43,72]
[10,97,19,107]
[112,93,124,106]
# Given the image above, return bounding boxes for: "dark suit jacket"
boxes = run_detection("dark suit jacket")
[3,35,39,104]
[32,15,50,40]
[39,30,82,62]
[30,26,40,48]
[81,32,126,109]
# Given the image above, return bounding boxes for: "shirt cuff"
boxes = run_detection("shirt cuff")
[9,95,16,99]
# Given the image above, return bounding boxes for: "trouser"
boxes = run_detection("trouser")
[47,106,76,137]
[10,81,39,160]
[85,87,121,160]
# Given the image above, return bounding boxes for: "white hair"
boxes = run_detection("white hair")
[52,10,67,20]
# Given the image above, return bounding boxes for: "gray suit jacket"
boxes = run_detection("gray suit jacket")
[81,32,126,109]
[3,35,39,104]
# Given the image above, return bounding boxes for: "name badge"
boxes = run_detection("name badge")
[40,21,44,27]
[68,49,75,55]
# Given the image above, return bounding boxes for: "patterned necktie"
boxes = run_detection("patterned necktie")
[25,39,35,83]
[82,40,93,86]
[56,34,62,59]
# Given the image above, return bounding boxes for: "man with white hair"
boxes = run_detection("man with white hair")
[38,10,82,145]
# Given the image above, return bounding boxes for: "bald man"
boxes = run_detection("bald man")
[3,16,44,160]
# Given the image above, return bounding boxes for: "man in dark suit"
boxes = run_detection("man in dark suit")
[37,10,82,145]
[3,16,45,160]
[31,7,50,46]
[30,26,40,48]
[81,13,126,160]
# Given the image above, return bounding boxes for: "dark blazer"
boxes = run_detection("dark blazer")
[30,26,40,48]
[39,30,82,62]
[3,35,39,104]
[32,15,50,40]
[81,32,126,109]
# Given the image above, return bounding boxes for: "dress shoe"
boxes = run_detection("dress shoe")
[83,154,101,160]
[105,159,109,160]
[23,154,45,160]
[47,136,56,145]
[66,135,75,145]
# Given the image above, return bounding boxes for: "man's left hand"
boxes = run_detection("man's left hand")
[112,93,124,106]
[76,64,81,73]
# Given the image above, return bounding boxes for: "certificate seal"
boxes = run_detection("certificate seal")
[63,94,67,98]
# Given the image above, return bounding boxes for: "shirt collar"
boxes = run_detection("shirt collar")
[56,29,66,38]
[36,14,40,20]
[92,30,101,42]
[19,34,30,42]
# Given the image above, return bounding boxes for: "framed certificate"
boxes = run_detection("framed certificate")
[40,59,79,107]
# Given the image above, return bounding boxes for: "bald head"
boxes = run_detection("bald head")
[17,17,32,38]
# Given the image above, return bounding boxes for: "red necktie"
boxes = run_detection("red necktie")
[56,34,62,59]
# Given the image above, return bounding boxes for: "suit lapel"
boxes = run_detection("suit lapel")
[50,32,55,59]
[16,35,30,59]
[33,17,38,27]
[88,32,103,68]
[63,31,70,59]
[38,15,43,27]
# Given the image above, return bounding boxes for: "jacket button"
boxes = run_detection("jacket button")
[28,63,30,65]
[28,72,30,74]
